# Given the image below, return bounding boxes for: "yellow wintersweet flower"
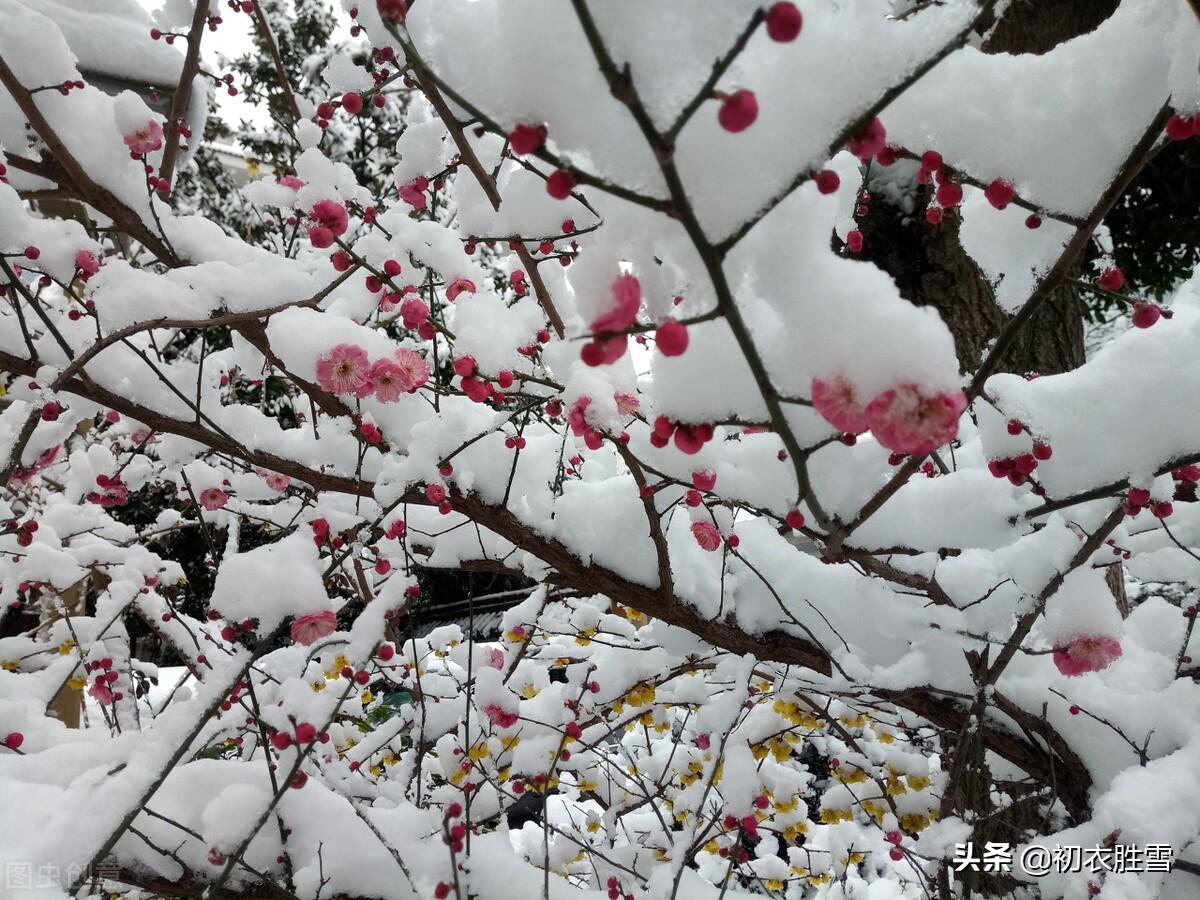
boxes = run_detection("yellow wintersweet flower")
[862,801,886,824]
[819,808,853,825]
[899,813,931,833]
[782,823,809,841]
[627,683,656,707]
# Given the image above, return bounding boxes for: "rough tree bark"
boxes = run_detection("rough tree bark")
[859,0,1123,378]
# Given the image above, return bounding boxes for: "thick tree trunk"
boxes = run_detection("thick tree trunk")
[980,0,1121,56]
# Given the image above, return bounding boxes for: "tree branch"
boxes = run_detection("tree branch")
[159,0,210,190]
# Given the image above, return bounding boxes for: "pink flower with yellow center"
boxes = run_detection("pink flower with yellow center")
[315,344,372,396]
[393,349,431,391]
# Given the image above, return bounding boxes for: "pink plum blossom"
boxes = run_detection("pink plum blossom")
[865,384,967,455]
[811,376,871,434]
[482,703,519,729]
[9,445,61,485]
[400,295,429,329]
[89,680,114,704]
[199,488,228,511]
[256,468,291,491]
[87,474,129,507]
[446,277,477,301]
[124,120,164,156]
[370,358,411,402]
[614,392,640,417]
[315,344,372,396]
[591,273,641,333]
[399,176,428,209]
[291,610,337,646]
[74,250,100,277]
[691,521,722,551]
[1053,635,1122,677]
[393,349,431,391]
[310,199,349,237]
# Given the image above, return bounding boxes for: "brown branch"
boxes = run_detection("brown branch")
[98,866,353,900]
[0,349,371,498]
[853,554,956,607]
[876,685,1091,821]
[0,405,43,487]
[612,441,674,597]
[248,1,302,122]
[51,276,346,392]
[890,146,1084,227]
[70,637,276,894]
[1025,448,1200,519]
[159,0,210,190]
[402,44,502,211]
[512,239,565,338]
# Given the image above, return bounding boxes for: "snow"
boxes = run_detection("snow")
[211,532,333,633]
[19,0,184,88]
